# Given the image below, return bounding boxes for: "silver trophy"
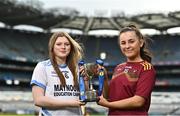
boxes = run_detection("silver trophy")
[79,59,104,102]
[84,63,98,102]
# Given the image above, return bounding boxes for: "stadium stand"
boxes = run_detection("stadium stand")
[0,29,49,62]
[0,28,180,88]
[0,27,180,115]
[0,0,180,115]
[151,35,180,64]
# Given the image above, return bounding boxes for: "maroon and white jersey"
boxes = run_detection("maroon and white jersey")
[108,61,156,115]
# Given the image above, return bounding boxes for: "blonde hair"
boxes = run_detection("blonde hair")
[48,32,84,86]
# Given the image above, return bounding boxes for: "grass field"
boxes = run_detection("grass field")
[0,114,34,116]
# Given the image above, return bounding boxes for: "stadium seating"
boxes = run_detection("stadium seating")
[0,29,49,62]
[0,28,180,115]
[0,29,180,65]
[151,35,180,64]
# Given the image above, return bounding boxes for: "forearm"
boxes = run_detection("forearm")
[34,96,80,109]
[104,95,145,109]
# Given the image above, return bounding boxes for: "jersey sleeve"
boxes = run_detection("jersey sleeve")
[135,66,156,99]
[30,62,47,90]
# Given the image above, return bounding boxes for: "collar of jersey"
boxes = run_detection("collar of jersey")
[58,64,67,68]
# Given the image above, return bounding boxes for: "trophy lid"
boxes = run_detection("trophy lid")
[78,60,85,66]
[96,59,104,66]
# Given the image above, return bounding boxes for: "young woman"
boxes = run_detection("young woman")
[30,32,86,116]
[97,24,156,115]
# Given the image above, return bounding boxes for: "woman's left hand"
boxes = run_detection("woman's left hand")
[79,66,89,81]
[79,66,86,76]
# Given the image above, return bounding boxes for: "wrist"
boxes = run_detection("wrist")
[105,100,111,107]
[83,76,89,81]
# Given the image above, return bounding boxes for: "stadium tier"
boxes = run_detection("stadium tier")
[0,22,180,116]
[0,29,49,62]
[0,28,180,89]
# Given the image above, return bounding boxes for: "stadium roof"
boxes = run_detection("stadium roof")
[1,0,180,35]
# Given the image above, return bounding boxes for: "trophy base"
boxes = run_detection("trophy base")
[83,90,98,102]
[83,98,98,102]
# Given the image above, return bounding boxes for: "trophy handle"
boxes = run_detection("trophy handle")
[96,59,104,96]
[78,60,86,101]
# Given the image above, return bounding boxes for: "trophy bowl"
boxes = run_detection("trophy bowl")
[84,63,97,78]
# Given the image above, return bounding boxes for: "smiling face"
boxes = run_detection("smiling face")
[119,31,144,62]
[53,36,71,63]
